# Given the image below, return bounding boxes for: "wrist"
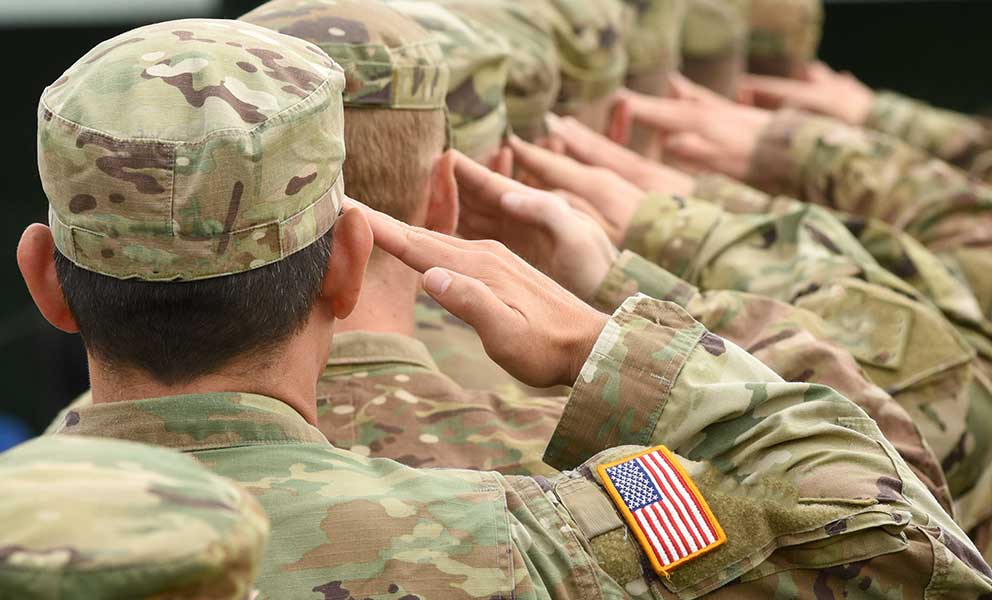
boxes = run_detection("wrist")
[564,309,610,385]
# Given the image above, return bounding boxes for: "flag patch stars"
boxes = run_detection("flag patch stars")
[598,445,726,576]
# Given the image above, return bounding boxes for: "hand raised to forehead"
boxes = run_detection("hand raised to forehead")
[347,200,608,388]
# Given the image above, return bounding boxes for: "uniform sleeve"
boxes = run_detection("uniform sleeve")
[748,109,992,314]
[620,192,724,279]
[531,294,991,597]
[866,90,992,183]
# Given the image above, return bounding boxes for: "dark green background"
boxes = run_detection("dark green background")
[1,0,989,431]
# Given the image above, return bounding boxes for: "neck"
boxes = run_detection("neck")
[88,321,332,426]
[336,252,419,337]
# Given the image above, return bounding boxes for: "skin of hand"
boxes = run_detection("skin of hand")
[741,61,875,125]
[543,113,696,199]
[454,153,619,302]
[617,74,772,180]
[348,198,609,388]
[508,134,654,245]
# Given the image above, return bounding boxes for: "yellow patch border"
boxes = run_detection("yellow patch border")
[596,445,726,577]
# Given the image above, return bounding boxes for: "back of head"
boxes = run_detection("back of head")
[240,0,450,222]
[39,18,348,383]
[438,0,561,142]
[0,436,269,599]
[515,0,628,117]
[622,0,688,94]
[680,0,748,97]
[746,0,823,77]
[383,0,511,162]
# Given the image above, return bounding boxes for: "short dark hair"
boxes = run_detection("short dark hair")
[54,232,332,385]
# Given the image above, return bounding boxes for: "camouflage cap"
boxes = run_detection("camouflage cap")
[39,19,346,282]
[621,0,688,76]
[747,0,823,76]
[0,435,268,599]
[382,1,510,160]
[680,0,748,97]
[437,0,561,141]
[513,0,629,112]
[240,0,449,111]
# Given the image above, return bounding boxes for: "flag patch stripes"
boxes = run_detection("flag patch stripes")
[597,445,725,576]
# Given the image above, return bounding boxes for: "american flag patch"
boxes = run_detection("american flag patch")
[597,446,725,576]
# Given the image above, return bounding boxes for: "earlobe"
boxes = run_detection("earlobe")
[323,207,372,319]
[17,224,79,333]
[425,150,459,236]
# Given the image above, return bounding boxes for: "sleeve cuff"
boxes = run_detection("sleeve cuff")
[621,192,723,278]
[693,173,774,214]
[747,108,814,197]
[543,294,706,471]
[591,251,700,314]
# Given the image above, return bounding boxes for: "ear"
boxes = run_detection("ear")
[321,207,373,319]
[607,95,632,146]
[424,149,459,236]
[17,223,79,334]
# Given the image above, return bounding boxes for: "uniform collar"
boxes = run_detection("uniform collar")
[50,392,329,452]
[325,331,439,373]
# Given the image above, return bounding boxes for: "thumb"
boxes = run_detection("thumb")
[422,267,509,336]
[663,132,720,173]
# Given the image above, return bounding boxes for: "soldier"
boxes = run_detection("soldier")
[679,0,748,98]
[745,0,821,78]
[27,13,992,598]
[0,435,268,599]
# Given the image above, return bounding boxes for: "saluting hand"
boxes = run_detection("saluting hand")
[349,200,609,388]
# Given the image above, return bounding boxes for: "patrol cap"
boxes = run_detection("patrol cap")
[747,0,823,76]
[0,435,269,599]
[621,0,687,77]
[680,0,748,97]
[240,0,450,110]
[514,0,629,112]
[39,19,346,282]
[438,0,561,141]
[383,0,511,160]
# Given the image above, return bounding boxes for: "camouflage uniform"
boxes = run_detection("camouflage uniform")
[749,110,992,319]
[0,435,268,599]
[381,0,511,160]
[435,0,561,141]
[622,186,992,557]
[39,15,992,598]
[512,0,629,113]
[744,0,821,77]
[865,91,992,184]
[680,0,748,98]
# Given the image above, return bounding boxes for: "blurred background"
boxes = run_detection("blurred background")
[0,0,990,447]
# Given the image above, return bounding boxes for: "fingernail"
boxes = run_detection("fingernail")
[501,192,524,209]
[424,268,453,296]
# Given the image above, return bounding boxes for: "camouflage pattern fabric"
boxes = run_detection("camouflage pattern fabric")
[591,250,954,516]
[437,0,561,141]
[745,0,822,77]
[38,19,345,281]
[866,90,992,183]
[48,295,992,597]
[620,189,992,553]
[240,0,449,110]
[0,435,268,599]
[621,0,687,77]
[510,0,629,112]
[750,109,992,319]
[680,0,748,97]
[317,330,561,476]
[381,0,511,160]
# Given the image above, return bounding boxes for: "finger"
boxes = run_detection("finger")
[454,152,529,210]
[489,144,514,178]
[422,267,513,336]
[618,93,700,135]
[359,203,482,274]
[662,132,720,174]
[739,74,804,108]
[500,191,568,232]
[508,135,588,185]
[457,207,502,240]
[552,116,645,175]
